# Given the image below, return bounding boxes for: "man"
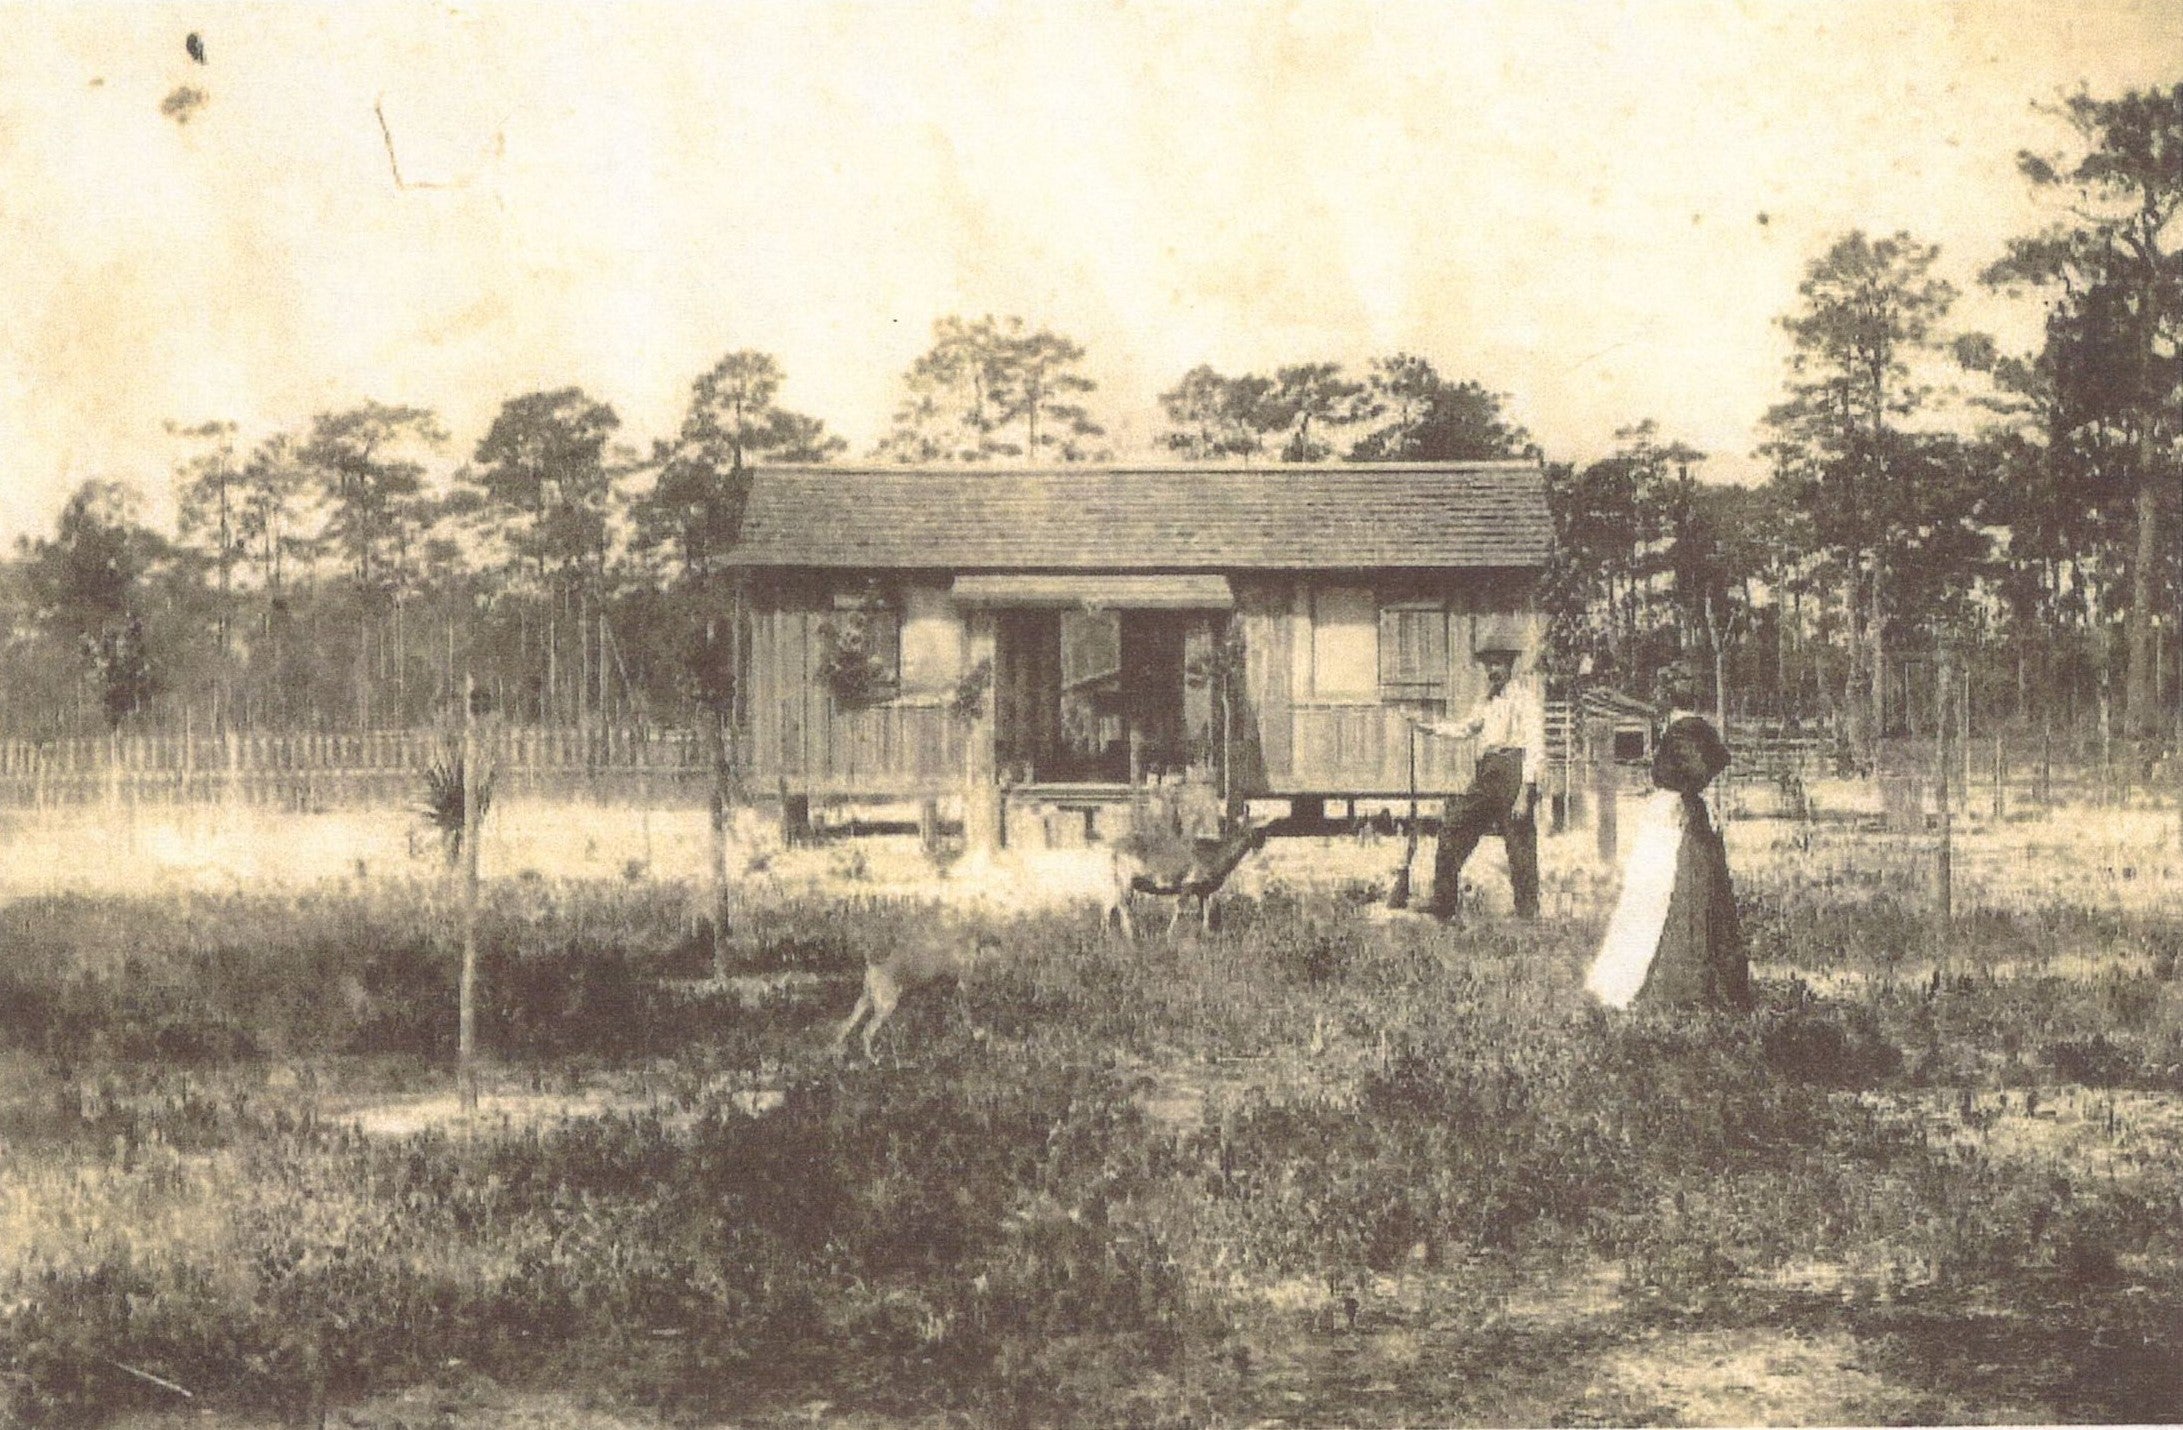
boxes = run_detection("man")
[1406,645,1543,920]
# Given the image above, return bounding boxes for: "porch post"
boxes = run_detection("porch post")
[963,609,1002,852]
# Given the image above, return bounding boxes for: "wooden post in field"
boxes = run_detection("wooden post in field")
[709,707,734,982]
[459,673,480,1117]
[1959,667,1971,814]
[1713,612,1731,829]
[2170,688,2183,846]
[1932,643,1952,963]
[1593,720,1617,866]
[1992,734,2005,822]
[1220,669,1237,824]
[2040,717,2053,807]
[2099,676,2114,806]
[708,579,747,981]
[779,780,810,846]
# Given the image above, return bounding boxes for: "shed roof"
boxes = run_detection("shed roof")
[724,462,1551,571]
[952,573,1236,608]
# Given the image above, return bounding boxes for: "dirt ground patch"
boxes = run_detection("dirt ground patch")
[111,1385,677,1429]
[1586,1325,1991,1427]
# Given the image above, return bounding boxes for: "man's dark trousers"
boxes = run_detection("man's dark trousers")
[1425,747,1540,918]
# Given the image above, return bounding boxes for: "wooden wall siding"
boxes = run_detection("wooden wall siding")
[744,587,967,795]
[744,599,808,786]
[1233,577,1291,794]
[1287,705,1479,794]
[793,704,964,792]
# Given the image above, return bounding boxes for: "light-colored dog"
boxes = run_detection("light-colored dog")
[834,930,1004,1058]
[1104,821,1269,939]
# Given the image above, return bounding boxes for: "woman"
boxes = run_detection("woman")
[1584,666,1751,1011]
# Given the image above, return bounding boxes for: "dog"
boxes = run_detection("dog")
[833,929,1004,1058]
[1104,820,1270,939]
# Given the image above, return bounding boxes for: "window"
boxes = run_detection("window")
[1060,609,1122,689]
[1379,602,1450,709]
[1309,585,1379,699]
[819,587,901,705]
[897,583,963,693]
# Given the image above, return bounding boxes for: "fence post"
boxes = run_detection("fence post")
[1991,734,2004,823]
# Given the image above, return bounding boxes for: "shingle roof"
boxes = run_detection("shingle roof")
[725,462,1551,570]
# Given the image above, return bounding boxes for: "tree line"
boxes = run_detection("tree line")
[1549,84,2182,772]
[4,83,2177,767]
[0,317,1542,740]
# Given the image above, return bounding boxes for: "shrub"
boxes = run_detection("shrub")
[2047,1035,2137,1088]
[1760,1003,1905,1088]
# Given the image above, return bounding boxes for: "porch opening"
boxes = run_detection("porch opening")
[993,607,1225,786]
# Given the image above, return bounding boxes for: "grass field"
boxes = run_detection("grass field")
[0,796,2180,1427]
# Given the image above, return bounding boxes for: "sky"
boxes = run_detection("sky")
[2,0,2179,541]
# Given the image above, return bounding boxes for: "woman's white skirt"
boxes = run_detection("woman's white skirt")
[1584,790,1688,1009]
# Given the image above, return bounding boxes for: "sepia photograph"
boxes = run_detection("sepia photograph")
[1,2,2181,1425]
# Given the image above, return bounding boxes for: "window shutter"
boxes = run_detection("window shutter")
[873,606,902,690]
[1378,605,1448,702]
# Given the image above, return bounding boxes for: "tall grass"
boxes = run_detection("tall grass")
[0,869,2179,1423]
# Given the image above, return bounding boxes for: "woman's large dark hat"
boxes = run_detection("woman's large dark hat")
[1654,661,1699,696]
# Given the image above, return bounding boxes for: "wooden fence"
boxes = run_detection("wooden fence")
[0,714,2152,820]
[0,726,714,810]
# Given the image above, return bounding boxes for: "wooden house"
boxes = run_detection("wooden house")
[722,462,1553,846]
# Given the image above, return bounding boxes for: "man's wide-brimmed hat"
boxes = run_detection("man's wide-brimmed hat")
[1476,643,1523,662]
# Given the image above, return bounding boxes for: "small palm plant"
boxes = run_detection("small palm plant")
[421,746,494,868]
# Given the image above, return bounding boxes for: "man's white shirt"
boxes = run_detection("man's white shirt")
[1424,680,1546,787]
